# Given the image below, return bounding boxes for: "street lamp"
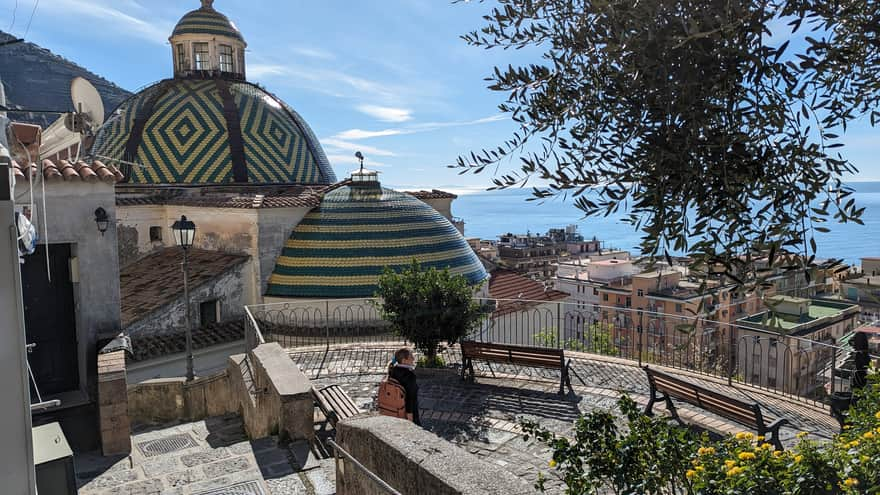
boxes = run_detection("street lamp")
[171,215,196,381]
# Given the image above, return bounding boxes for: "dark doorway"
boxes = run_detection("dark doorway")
[20,243,79,396]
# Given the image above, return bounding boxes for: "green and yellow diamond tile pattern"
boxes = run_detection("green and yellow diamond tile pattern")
[266,187,489,298]
[91,79,335,184]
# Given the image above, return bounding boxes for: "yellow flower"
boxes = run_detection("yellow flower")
[686,469,697,479]
[860,455,870,463]
[726,467,745,477]
[695,466,705,472]
[756,435,765,442]
[735,432,753,441]
[760,443,774,451]
[724,460,737,469]
[794,455,804,463]
[772,451,784,458]
[843,425,852,430]
[843,478,859,488]
[874,411,880,420]
[738,452,756,461]
[864,431,875,440]
[848,440,861,448]
[698,446,716,456]
[796,431,808,439]
[548,459,557,468]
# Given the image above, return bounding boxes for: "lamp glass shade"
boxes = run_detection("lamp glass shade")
[171,215,196,248]
[94,207,109,234]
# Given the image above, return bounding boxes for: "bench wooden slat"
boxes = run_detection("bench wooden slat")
[313,384,360,427]
[461,341,572,394]
[643,366,788,450]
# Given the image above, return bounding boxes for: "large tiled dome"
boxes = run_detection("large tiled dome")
[266,180,488,298]
[91,79,336,184]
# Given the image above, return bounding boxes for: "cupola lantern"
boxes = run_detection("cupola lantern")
[169,0,247,80]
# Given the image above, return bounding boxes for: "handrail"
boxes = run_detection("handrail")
[327,439,402,495]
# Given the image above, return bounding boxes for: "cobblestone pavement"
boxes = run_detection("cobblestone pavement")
[75,415,327,495]
[297,342,842,494]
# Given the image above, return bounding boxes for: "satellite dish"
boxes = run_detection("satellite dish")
[39,77,105,159]
[70,76,104,130]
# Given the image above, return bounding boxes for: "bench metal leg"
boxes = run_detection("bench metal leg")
[560,361,573,395]
[664,394,683,425]
[644,385,658,416]
[762,418,789,451]
[486,361,496,378]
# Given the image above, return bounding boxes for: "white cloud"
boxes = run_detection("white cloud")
[330,114,507,141]
[356,105,413,123]
[322,138,397,157]
[36,0,172,44]
[291,47,336,60]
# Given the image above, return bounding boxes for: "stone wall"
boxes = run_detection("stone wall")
[227,343,313,441]
[97,349,131,456]
[127,372,235,425]
[335,415,532,495]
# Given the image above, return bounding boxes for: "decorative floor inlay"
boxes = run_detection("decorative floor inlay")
[136,433,198,457]
[195,480,266,495]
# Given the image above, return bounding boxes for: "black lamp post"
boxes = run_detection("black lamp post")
[172,215,196,381]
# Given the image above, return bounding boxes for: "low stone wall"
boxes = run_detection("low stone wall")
[127,371,234,425]
[335,415,533,495]
[98,349,131,456]
[227,342,314,441]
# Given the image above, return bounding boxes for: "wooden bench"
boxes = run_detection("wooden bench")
[643,366,789,450]
[460,341,573,395]
[312,384,361,428]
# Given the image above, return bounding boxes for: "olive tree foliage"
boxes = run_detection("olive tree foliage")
[455,0,879,285]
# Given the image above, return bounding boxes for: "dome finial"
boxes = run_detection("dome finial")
[200,0,214,10]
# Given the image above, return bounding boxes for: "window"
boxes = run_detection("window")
[149,226,162,242]
[199,299,219,326]
[675,303,682,313]
[603,293,609,302]
[193,42,210,70]
[593,288,598,296]
[637,289,644,297]
[176,43,186,72]
[219,44,234,72]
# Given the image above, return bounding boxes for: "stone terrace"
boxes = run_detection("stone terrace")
[76,342,840,495]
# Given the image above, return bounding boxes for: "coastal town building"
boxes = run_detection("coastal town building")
[496,225,605,279]
[736,296,860,395]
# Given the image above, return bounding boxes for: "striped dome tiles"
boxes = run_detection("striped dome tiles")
[92,79,336,185]
[172,5,244,41]
[266,186,489,298]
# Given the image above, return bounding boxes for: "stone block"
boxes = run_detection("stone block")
[336,415,532,495]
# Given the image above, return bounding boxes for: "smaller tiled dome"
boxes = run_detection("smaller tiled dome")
[172,1,243,42]
[266,181,488,298]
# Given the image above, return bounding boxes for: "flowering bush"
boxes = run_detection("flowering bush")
[524,371,880,494]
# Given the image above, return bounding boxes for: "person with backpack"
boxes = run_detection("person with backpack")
[378,347,420,425]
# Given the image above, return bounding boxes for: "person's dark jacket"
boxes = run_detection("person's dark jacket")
[389,365,420,425]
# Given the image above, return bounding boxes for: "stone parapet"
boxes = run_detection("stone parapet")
[127,371,234,425]
[98,349,131,456]
[335,415,533,495]
[227,342,314,441]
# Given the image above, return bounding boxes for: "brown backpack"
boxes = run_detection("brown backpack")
[377,377,407,419]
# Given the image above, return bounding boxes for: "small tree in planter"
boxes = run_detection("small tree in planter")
[375,261,487,366]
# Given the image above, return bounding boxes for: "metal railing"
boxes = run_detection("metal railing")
[328,439,402,495]
[245,297,870,406]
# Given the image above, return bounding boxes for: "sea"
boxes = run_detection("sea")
[454,182,880,267]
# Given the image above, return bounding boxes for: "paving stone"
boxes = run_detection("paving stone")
[265,474,309,495]
[288,440,321,472]
[180,448,230,467]
[202,456,252,478]
[79,468,139,491]
[164,469,201,488]
[103,479,164,495]
[140,455,183,478]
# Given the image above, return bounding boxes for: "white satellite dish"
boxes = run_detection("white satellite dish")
[39,77,105,160]
[70,76,104,131]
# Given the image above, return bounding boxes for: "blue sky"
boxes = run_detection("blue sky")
[3,0,878,191]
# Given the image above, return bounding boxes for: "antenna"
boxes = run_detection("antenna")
[70,76,105,131]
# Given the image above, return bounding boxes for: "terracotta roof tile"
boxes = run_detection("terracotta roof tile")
[116,181,351,209]
[405,189,458,200]
[120,248,248,328]
[128,320,244,362]
[488,269,569,316]
[12,158,123,184]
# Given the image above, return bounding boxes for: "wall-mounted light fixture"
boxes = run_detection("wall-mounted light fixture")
[94,207,109,236]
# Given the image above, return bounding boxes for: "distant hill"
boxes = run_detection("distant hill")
[0,31,131,128]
